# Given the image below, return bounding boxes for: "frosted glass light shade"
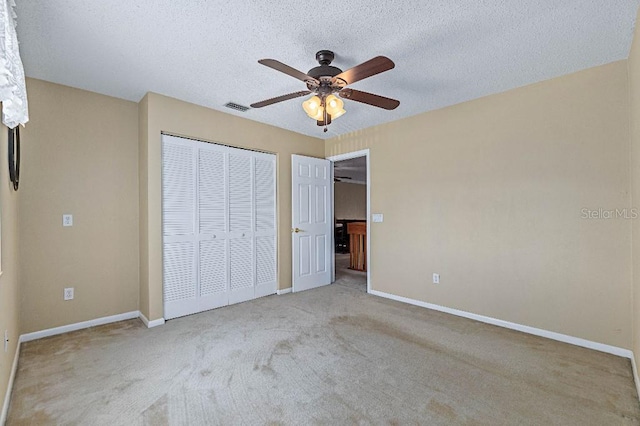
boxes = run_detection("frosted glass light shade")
[309,106,325,120]
[302,95,321,117]
[325,94,344,116]
[332,108,346,119]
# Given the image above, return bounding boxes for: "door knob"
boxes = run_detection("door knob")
[292,227,302,233]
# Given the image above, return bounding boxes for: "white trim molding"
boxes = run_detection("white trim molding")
[369,290,633,359]
[632,355,640,401]
[276,287,292,295]
[0,338,20,425]
[336,179,366,185]
[139,312,165,328]
[20,311,140,343]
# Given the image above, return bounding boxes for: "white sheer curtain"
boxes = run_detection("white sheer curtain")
[0,0,27,129]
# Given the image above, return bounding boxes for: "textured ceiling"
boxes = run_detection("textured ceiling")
[15,1,640,139]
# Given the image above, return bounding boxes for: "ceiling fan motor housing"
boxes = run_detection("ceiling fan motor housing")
[306,50,344,93]
[316,50,334,65]
[307,65,342,80]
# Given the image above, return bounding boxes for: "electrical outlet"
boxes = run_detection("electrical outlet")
[4,330,8,352]
[64,287,74,301]
[62,214,73,227]
[433,273,440,284]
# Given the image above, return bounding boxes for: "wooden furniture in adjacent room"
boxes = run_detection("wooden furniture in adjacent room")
[335,219,363,253]
[347,221,367,271]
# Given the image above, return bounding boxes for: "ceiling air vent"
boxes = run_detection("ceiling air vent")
[224,102,250,112]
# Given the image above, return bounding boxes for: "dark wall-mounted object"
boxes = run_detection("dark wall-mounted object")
[8,126,19,191]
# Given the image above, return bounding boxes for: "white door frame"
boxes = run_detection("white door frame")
[327,149,371,293]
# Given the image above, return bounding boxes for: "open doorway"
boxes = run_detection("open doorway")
[328,150,370,293]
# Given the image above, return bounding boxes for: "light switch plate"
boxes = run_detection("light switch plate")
[63,214,73,227]
[372,214,384,223]
[64,287,74,300]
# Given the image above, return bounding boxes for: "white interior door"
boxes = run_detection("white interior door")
[292,154,332,292]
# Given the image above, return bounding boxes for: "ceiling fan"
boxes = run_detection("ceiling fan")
[250,50,400,132]
[334,175,352,182]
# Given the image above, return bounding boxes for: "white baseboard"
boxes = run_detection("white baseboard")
[632,355,640,400]
[20,311,140,343]
[276,287,292,295]
[139,312,165,328]
[369,290,633,359]
[1,337,20,425]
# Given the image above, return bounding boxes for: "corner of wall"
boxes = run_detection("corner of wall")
[0,117,21,423]
[138,94,150,319]
[628,5,640,399]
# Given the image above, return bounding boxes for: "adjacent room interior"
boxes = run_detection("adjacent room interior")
[333,155,368,292]
[3,1,640,424]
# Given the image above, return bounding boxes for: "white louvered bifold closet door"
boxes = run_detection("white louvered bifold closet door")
[162,137,198,319]
[228,151,254,304]
[162,134,277,320]
[197,145,228,313]
[254,157,277,298]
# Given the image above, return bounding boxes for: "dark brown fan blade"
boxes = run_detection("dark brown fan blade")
[258,59,320,85]
[333,56,395,86]
[250,90,311,108]
[339,89,400,110]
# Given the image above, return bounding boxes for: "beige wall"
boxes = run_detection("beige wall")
[19,79,139,333]
[327,61,632,348]
[0,121,20,420]
[139,93,324,321]
[629,6,640,373]
[335,182,366,220]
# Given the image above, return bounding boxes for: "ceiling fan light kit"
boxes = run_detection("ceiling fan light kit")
[302,94,345,122]
[251,50,399,132]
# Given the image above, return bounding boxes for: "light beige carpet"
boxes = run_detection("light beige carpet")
[7,260,640,425]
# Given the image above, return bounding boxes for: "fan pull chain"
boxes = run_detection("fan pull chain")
[323,97,328,132]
